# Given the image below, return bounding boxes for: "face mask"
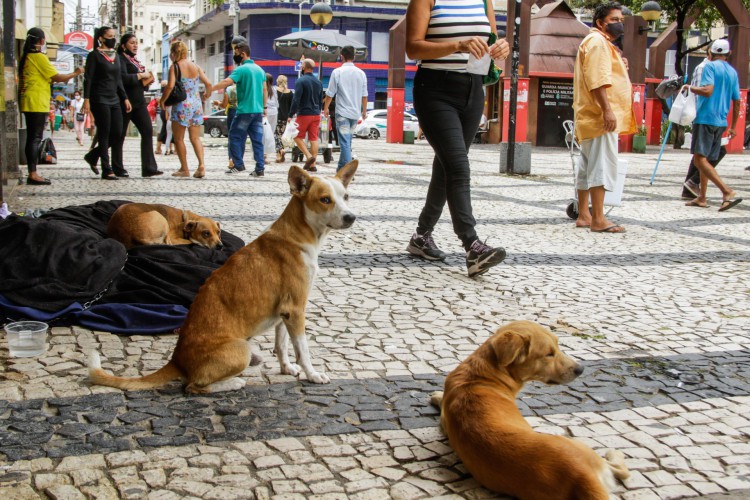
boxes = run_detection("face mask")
[75,95,81,100]
[233,54,243,65]
[604,22,624,40]
[102,37,116,49]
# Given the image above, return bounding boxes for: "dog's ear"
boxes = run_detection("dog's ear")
[288,165,312,196]
[216,221,221,230]
[184,221,197,234]
[335,160,358,188]
[490,331,529,367]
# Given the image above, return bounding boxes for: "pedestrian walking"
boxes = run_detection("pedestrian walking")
[18,27,83,185]
[275,75,293,163]
[70,91,86,145]
[681,48,726,199]
[685,39,742,211]
[213,43,267,177]
[404,0,510,277]
[212,84,237,168]
[289,59,323,172]
[82,26,132,181]
[160,40,212,178]
[323,46,367,172]
[111,33,162,178]
[572,2,634,233]
[265,73,279,165]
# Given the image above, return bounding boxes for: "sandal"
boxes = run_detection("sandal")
[685,199,708,208]
[718,198,742,212]
[172,170,190,177]
[193,168,205,179]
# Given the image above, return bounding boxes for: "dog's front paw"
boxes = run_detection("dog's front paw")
[281,363,301,376]
[307,371,330,384]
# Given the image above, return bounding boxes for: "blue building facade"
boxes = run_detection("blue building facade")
[177,3,507,109]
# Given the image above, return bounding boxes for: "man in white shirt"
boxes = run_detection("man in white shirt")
[323,46,367,171]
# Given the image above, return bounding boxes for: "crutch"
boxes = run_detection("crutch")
[650,52,691,185]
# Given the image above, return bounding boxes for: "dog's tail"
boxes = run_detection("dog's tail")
[88,350,183,390]
[604,449,630,481]
[429,391,444,410]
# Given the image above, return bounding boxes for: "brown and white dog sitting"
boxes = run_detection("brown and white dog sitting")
[89,162,358,393]
[107,202,223,250]
[431,320,629,500]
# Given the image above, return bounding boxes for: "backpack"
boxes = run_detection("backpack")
[38,138,58,164]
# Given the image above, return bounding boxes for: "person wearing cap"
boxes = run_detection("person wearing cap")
[681,47,725,200]
[685,38,742,211]
[288,58,323,172]
[18,27,83,185]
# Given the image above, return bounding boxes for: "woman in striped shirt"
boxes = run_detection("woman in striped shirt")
[405,0,509,278]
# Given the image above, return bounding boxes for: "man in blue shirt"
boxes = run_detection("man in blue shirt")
[213,43,267,177]
[289,59,323,172]
[687,39,742,211]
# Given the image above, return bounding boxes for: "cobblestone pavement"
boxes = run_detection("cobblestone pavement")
[1,130,749,499]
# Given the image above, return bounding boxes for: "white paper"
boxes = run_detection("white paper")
[466,53,491,75]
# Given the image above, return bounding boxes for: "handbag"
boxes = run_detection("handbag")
[263,118,276,154]
[38,138,57,164]
[481,0,502,86]
[281,120,299,148]
[75,112,85,122]
[164,63,187,106]
[668,86,696,126]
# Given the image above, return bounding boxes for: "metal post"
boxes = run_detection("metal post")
[233,0,239,38]
[75,0,83,91]
[506,0,521,175]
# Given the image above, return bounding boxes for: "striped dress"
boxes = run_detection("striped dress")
[420,0,492,72]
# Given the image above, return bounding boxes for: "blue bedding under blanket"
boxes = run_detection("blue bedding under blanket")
[0,295,188,335]
[0,200,245,335]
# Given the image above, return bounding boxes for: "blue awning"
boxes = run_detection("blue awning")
[59,44,90,57]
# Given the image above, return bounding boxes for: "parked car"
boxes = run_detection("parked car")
[204,109,228,138]
[354,110,420,140]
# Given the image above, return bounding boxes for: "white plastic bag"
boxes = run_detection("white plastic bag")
[281,120,298,148]
[669,86,696,126]
[263,118,275,154]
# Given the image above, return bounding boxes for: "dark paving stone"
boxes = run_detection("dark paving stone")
[118,411,152,424]
[1,352,748,460]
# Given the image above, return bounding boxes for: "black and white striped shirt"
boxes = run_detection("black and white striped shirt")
[420,0,492,72]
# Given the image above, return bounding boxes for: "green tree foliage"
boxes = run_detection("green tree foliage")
[569,0,750,75]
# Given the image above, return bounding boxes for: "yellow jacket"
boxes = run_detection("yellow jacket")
[573,29,636,141]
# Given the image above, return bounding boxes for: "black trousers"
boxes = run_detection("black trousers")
[89,102,123,174]
[23,112,48,175]
[413,68,484,250]
[112,104,159,176]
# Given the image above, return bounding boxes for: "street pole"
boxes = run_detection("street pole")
[75,0,82,91]
[506,0,521,175]
[233,0,239,37]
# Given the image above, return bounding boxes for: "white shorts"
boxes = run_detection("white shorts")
[576,132,618,191]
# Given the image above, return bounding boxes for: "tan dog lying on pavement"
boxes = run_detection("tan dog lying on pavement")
[107,202,223,250]
[431,320,629,500]
[89,162,358,393]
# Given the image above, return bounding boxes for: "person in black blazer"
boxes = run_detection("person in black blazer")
[81,26,131,180]
[111,33,162,177]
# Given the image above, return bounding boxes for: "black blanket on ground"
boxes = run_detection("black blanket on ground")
[0,200,244,314]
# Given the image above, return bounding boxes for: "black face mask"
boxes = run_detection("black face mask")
[102,37,116,49]
[233,54,243,65]
[604,22,625,40]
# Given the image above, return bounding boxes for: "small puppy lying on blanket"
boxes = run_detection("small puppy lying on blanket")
[431,320,629,500]
[108,202,222,250]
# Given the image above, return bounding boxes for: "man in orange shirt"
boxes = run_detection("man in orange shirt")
[573,2,635,233]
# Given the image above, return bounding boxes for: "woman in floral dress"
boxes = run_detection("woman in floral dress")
[160,40,212,178]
